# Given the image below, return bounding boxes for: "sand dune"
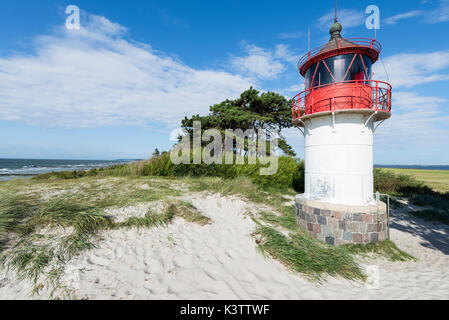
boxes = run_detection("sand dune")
[1,193,448,300]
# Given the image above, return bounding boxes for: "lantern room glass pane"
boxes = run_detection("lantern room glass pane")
[324,55,353,82]
[305,66,314,90]
[305,54,373,89]
[305,61,333,89]
[345,55,363,81]
[362,55,372,80]
[333,57,346,82]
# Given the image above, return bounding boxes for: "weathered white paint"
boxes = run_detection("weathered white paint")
[303,112,376,206]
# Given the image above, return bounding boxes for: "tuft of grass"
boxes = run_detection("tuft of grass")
[342,240,416,262]
[260,209,298,232]
[254,224,365,282]
[0,192,38,238]
[172,201,212,226]
[115,204,175,230]
[116,201,211,230]
[56,233,97,262]
[3,238,55,284]
[29,196,114,234]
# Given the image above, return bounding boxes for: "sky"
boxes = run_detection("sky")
[0,0,448,164]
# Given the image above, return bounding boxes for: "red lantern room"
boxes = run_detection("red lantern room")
[292,21,392,125]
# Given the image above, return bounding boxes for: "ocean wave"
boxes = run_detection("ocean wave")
[0,160,129,179]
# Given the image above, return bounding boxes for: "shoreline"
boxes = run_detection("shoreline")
[0,174,38,177]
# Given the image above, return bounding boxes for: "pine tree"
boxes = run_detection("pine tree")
[180,87,296,156]
[152,148,160,158]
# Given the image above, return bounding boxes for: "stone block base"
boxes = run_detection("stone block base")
[295,195,389,246]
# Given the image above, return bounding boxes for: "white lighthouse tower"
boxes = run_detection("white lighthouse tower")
[293,19,392,245]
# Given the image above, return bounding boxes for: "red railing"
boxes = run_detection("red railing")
[298,38,382,71]
[292,80,392,121]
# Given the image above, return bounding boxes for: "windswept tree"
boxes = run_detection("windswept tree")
[152,148,161,158]
[180,87,296,157]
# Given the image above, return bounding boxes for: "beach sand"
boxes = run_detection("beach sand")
[1,193,448,300]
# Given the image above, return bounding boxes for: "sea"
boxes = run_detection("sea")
[0,159,137,181]
[375,165,449,171]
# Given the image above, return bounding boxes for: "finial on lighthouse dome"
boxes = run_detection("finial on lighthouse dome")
[329,21,343,40]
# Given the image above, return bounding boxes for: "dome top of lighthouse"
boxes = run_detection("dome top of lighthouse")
[319,22,359,56]
[329,21,343,39]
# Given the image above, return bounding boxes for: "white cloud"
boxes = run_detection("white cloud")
[374,50,449,88]
[393,91,446,114]
[230,45,284,80]
[385,10,423,25]
[318,9,365,30]
[230,44,297,80]
[274,44,300,65]
[376,92,449,151]
[384,1,449,26]
[278,84,305,98]
[372,51,449,159]
[0,14,255,128]
[425,0,449,23]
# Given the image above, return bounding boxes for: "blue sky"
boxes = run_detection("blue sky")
[0,0,448,164]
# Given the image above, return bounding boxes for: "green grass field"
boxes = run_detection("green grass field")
[382,169,449,193]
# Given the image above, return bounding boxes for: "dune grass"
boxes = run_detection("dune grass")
[0,190,113,297]
[115,201,211,230]
[254,225,365,282]
[172,201,212,226]
[253,213,414,282]
[33,153,306,193]
[0,177,209,297]
[342,241,416,262]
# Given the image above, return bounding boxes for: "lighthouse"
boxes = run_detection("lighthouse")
[293,18,392,245]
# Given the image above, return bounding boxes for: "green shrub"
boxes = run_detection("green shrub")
[373,168,433,197]
[35,153,306,192]
[292,160,305,193]
[374,169,449,224]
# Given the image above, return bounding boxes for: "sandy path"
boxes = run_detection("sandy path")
[1,194,448,300]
